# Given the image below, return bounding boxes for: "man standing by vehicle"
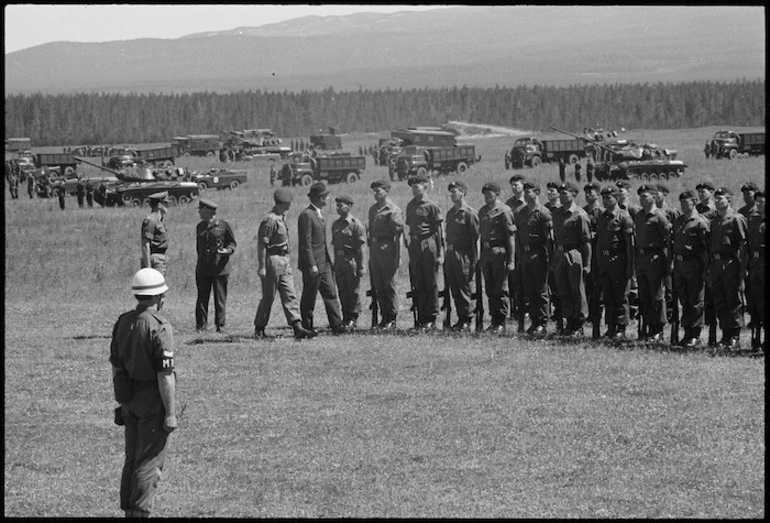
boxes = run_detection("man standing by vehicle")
[367,179,405,331]
[110,268,177,518]
[444,180,479,332]
[141,192,170,276]
[76,176,86,208]
[298,182,345,334]
[195,198,237,333]
[85,178,94,207]
[27,172,35,199]
[405,174,444,331]
[253,188,316,340]
[331,194,367,332]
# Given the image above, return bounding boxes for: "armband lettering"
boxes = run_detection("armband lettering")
[161,349,175,370]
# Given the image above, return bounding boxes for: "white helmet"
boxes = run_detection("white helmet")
[131,268,169,296]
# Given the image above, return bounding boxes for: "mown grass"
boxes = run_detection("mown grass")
[4,127,765,517]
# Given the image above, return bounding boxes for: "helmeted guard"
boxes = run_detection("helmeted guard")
[141,191,169,276]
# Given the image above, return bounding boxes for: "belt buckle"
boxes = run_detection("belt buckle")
[753,251,760,259]
[555,245,564,252]
[602,250,610,256]
[524,245,531,252]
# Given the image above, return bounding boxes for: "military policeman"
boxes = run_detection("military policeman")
[671,190,710,348]
[253,188,315,339]
[515,181,552,336]
[141,192,170,276]
[478,182,516,333]
[444,180,480,332]
[708,187,748,349]
[110,268,177,517]
[405,174,444,331]
[595,186,635,338]
[551,182,592,336]
[506,173,528,327]
[367,179,405,331]
[634,184,671,341]
[747,190,765,351]
[331,194,367,332]
[195,198,237,333]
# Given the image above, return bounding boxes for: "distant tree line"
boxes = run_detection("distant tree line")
[4,79,764,146]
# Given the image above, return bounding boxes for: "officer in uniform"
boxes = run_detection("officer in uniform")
[331,194,367,332]
[195,198,237,333]
[76,176,86,207]
[367,179,405,331]
[478,182,516,332]
[708,187,748,349]
[444,180,480,332]
[746,190,765,351]
[253,188,315,339]
[695,181,718,344]
[405,174,444,330]
[515,181,552,336]
[671,190,710,348]
[551,182,592,336]
[141,192,170,276]
[595,186,635,338]
[634,184,672,341]
[110,268,177,517]
[583,182,604,335]
[505,174,528,327]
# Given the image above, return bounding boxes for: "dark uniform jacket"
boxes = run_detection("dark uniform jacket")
[479,201,515,252]
[672,213,710,261]
[552,202,591,248]
[596,207,634,265]
[515,203,552,253]
[445,203,480,255]
[634,207,671,250]
[708,207,747,257]
[331,215,366,274]
[142,213,168,254]
[196,217,236,275]
[298,205,332,272]
[367,199,405,245]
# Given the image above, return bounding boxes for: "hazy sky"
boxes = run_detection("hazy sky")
[3,4,441,54]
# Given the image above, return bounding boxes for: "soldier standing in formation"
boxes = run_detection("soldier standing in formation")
[444,180,479,332]
[57,182,66,210]
[695,181,718,344]
[141,192,170,276]
[331,194,367,332]
[595,186,635,339]
[367,179,405,331]
[76,177,86,207]
[654,183,681,324]
[544,180,562,330]
[671,190,710,348]
[297,182,345,334]
[558,157,566,184]
[505,174,527,328]
[586,156,594,183]
[253,188,315,340]
[551,182,592,336]
[515,181,552,336]
[746,190,765,351]
[583,182,604,335]
[708,187,748,349]
[195,198,237,333]
[574,161,582,183]
[634,184,671,341]
[85,178,94,207]
[27,173,35,199]
[615,179,641,322]
[478,182,516,333]
[405,174,444,331]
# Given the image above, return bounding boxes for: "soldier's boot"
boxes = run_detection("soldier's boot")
[292,321,316,340]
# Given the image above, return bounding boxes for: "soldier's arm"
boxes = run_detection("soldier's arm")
[355,221,366,275]
[625,220,636,275]
[141,221,152,268]
[223,222,237,254]
[297,211,317,272]
[154,323,176,432]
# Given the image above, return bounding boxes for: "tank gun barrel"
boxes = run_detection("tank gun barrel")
[220,130,244,142]
[74,156,123,177]
[550,126,615,155]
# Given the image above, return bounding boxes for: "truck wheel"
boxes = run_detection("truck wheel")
[198,182,208,191]
[416,167,428,178]
[207,152,215,158]
[178,195,190,205]
[639,173,648,181]
[130,198,142,207]
[51,187,61,198]
[300,174,314,186]
[229,180,241,190]
[568,154,579,165]
[142,197,151,207]
[728,149,738,160]
[64,166,76,176]
[456,162,469,175]
[346,172,359,184]
[530,156,542,168]
[184,152,191,158]
[163,160,173,168]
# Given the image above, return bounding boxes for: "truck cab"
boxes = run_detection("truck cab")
[509,137,544,168]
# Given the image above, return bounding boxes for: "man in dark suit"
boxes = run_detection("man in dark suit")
[298,182,345,334]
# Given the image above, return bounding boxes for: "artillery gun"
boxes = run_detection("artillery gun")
[550,127,686,182]
[74,156,199,207]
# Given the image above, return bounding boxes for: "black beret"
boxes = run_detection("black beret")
[508,174,526,184]
[741,181,759,192]
[696,181,715,191]
[600,186,620,197]
[615,180,632,190]
[482,182,501,195]
[714,187,734,197]
[637,184,658,195]
[655,183,670,194]
[335,194,354,205]
[583,182,601,193]
[370,179,391,191]
[408,174,429,186]
[559,182,579,194]
[678,190,697,201]
[448,180,468,193]
[522,180,540,192]
[546,181,560,190]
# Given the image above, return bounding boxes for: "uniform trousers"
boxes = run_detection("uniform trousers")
[748,256,764,325]
[636,252,667,329]
[369,240,400,323]
[149,253,168,276]
[673,258,706,329]
[334,266,362,323]
[444,248,475,322]
[597,256,630,328]
[254,254,302,328]
[519,248,549,327]
[480,247,510,324]
[552,248,588,324]
[708,257,744,331]
[300,266,342,329]
[195,270,228,329]
[408,237,440,324]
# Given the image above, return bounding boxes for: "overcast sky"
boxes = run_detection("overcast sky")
[3,4,441,54]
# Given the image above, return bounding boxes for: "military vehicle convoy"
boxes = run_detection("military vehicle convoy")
[708,130,765,159]
[509,137,587,168]
[281,151,366,186]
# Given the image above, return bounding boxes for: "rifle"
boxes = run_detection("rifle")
[474,260,484,331]
[670,271,680,346]
[406,261,419,328]
[367,267,379,329]
[441,263,452,329]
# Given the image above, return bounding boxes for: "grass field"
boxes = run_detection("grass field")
[4,126,765,517]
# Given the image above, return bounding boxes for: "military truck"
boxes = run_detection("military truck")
[172,134,221,157]
[393,144,479,180]
[309,127,342,150]
[5,137,31,152]
[709,130,765,159]
[134,146,177,168]
[283,152,366,186]
[509,137,587,168]
[34,153,79,176]
[222,129,291,158]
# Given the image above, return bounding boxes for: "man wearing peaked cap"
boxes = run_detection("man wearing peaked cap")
[141,192,170,275]
[298,180,344,334]
[195,196,236,333]
[332,193,366,332]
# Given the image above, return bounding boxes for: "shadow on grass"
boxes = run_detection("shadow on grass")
[71,334,111,340]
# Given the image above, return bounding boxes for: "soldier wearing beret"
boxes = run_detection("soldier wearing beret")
[583,182,604,335]
[544,181,562,329]
[695,181,718,344]
[616,179,641,323]
[141,192,170,276]
[634,184,672,341]
[479,182,516,332]
[738,181,759,218]
[746,190,765,351]
[654,183,680,326]
[595,186,635,338]
[551,182,592,336]
[195,198,237,333]
[672,190,710,348]
[331,194,367,332]
[515,181,552,336]
[405,174,444,331]
[253,189,315,339]
[445,180,480,332]
[367,179,405,331]
[506,174,528,328]
[708,187,749,349]
[298,182,344,334]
